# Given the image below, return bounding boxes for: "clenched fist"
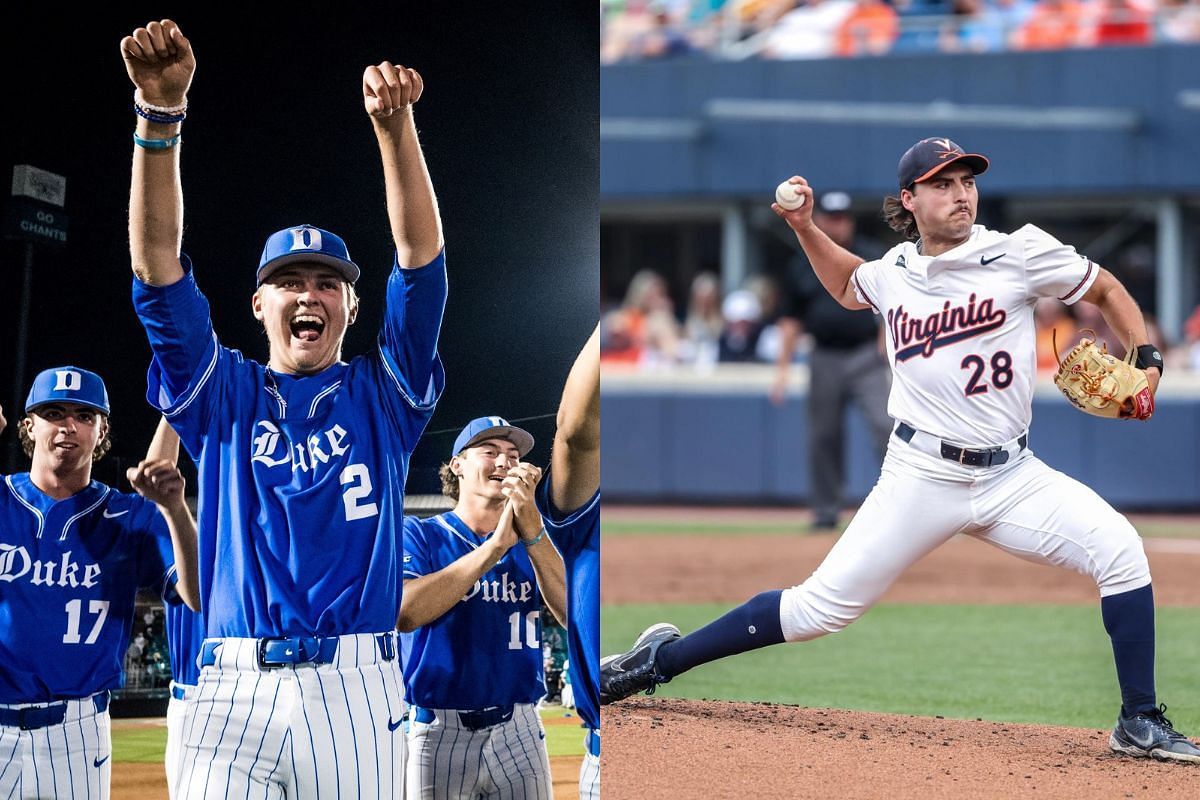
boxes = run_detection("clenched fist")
[120,19,195,107]
[363,62,423,118]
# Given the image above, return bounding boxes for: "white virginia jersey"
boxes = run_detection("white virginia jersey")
[852,224,1098,445]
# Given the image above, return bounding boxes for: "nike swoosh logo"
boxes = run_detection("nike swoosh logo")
[94,755,109,768]
[980,253,1005,265]
[387,718,403,732]
[102,509,128,519]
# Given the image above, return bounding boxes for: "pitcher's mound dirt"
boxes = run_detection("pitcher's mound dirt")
[602,698,1200,800]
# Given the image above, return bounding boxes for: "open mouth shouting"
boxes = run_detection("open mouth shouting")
[290,314,326,343]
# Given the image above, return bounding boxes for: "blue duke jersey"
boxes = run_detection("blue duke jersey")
[0,476,177,702]
[852,224,1098,445]
[535,471,599,732]
[165,602,203,686]
[400,513,547,709]
[132,251,446,638]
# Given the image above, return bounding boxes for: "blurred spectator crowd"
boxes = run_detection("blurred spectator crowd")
[601,248,1195,374]
[601,0,1200,62]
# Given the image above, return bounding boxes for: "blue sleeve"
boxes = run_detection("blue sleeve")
[402,516,432,579]
[132,497,179,602]
[131,255,222,455]
[375,251,447,449]
[535,469,600,559]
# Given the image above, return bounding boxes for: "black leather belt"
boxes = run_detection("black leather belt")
[412,705,516,731]
[895,422,1027,468]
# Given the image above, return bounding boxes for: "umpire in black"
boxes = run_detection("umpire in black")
[770,191,892,530]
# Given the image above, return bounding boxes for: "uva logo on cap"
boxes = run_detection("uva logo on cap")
[932,138,960,159]
[288,227,323,252]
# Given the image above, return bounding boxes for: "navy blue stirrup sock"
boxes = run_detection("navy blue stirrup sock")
[1101,583,1156,716]
[655,590,786,680]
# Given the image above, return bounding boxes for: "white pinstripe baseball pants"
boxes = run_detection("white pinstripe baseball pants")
[175,634,405,800]
[0,693,111,800]
[405,703,551,800]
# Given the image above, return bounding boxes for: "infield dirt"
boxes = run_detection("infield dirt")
[602,511,1200,798]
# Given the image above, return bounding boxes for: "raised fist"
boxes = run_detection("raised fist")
[120,19,196,107]
[363,62,423,118]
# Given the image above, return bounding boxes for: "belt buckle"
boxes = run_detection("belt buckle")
[257,636,288,670]
[958,448,969,465]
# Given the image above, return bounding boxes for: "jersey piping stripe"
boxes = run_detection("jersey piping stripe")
[164,333,220,420]
[377,344,439,411]
[541,490,599,530]
[59,489,111,542]
[307,381,342,419]
[222,673,258,794]
[433,515,481,550]
[1059,259,1096,303]
[7,476,45,539]
[245,679,282,800]
[852,272,879,313]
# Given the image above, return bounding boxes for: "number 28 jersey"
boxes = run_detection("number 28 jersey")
[132,251,446,639]
[852,224,1098,446]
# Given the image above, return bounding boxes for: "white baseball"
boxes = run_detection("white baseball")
[775,181,806,211]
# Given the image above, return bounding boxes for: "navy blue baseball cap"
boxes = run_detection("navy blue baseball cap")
[897,137,989,189]
[257,224,361,286]
[452,417,535,458]
[25,366,111,415]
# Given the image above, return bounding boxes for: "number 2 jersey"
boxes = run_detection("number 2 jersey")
[399,512,546,710]
[132,251,446,639]
[0,476,177,702]
[852,224,1099,445]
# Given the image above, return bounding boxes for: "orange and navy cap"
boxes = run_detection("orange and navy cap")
[897,137,989,189]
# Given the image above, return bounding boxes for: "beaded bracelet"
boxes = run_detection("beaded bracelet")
[133,133,182,150]
[135,104,186,125]
[134,89,188,115]
[521,527,547,548]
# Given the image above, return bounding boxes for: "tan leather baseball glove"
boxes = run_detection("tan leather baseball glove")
[1052,329,1154,420]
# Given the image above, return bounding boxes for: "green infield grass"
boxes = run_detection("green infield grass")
[113,707,586,763]
[601,602,1200,732]
[602,515,1200,540]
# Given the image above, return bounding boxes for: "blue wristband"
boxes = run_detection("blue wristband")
[133,133,181,150]
[521,527,547,548]
[134,104,186,125]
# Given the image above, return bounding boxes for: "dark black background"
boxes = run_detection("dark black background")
[1,5,598,491]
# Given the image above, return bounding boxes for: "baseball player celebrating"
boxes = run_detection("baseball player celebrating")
[122,19,446,798]
[601,138,1200,763]
[143,418,204,800]
[399,417,566,800]
[0,368,200,800]
[534,326,600,798]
